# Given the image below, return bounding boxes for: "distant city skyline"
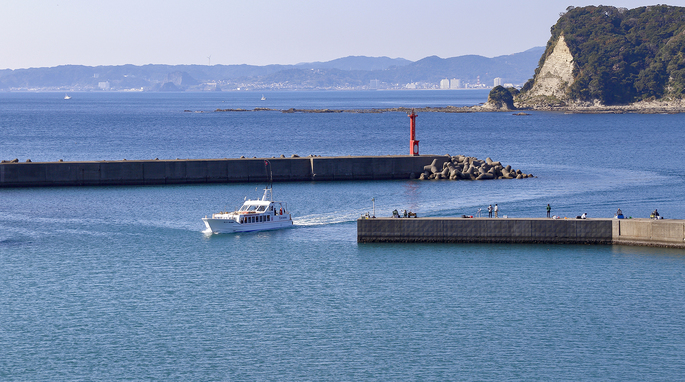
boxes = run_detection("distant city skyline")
[1,1,662,70]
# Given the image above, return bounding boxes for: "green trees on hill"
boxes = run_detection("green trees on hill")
[488,86,518,109]
[529,5,685,105]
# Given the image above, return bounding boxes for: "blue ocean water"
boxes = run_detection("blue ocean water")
[1,91,685,380]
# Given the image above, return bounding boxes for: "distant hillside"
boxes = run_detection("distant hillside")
[0,50,542,91]
[251,49,542,89]
[376,47,544,85]
[519,5,685,106]
[296,56,412,71]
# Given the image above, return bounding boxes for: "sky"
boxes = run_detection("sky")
[0,0,677,69]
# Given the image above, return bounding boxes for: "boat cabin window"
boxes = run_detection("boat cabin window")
[257,206,267,212]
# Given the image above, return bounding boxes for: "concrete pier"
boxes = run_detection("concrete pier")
[357,218,685,249]
[0,155,450,188]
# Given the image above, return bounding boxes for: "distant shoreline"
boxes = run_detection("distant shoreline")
[209,103,685,114]
[211,106,481,114]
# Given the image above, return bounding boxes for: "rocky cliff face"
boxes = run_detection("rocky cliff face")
[518,5,685,107]
[525,35,575,100]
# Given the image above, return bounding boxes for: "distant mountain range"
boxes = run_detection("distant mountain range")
[0,48,544,91]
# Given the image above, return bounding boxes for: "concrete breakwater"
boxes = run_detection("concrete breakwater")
[357,217,685,249]
[0,155,453,188]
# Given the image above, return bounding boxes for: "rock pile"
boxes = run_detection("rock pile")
[419,155,534,181]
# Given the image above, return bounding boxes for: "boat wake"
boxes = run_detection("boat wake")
[294,211,360,226]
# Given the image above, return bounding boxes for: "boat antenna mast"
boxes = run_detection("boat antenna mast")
[262,160,273,201]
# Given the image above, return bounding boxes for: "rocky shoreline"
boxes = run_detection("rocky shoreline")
[511,98,685,114]
[208,100,685,114]
[212,106,479,114]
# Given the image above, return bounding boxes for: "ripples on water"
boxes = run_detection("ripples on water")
[2,91,685,380]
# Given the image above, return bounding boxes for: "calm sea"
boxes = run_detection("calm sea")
[1,90,685,381]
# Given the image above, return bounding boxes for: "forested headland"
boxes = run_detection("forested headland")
[518,5,685,107]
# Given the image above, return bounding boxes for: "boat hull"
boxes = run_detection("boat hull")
[202,216,293,234]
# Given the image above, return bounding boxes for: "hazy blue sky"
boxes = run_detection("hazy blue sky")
[0,1,672,69]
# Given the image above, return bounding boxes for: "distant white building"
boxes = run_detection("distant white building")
[494,77,502,87]
[369,79,380,89]
[440,79,450,89]
[450,79,461,89]
[98,81,110,90]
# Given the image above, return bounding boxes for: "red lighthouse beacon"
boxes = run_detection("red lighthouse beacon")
[409,109,419,156]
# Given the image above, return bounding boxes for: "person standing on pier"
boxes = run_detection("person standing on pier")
[494,204,499,218]
[546,204,551,218]
[488,204,493,218]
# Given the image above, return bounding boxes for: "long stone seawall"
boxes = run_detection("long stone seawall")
[0,155,449,188]
[357,218,685,249]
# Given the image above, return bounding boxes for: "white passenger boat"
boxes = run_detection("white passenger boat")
[202,162,292,234]
[202,186,292,234]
